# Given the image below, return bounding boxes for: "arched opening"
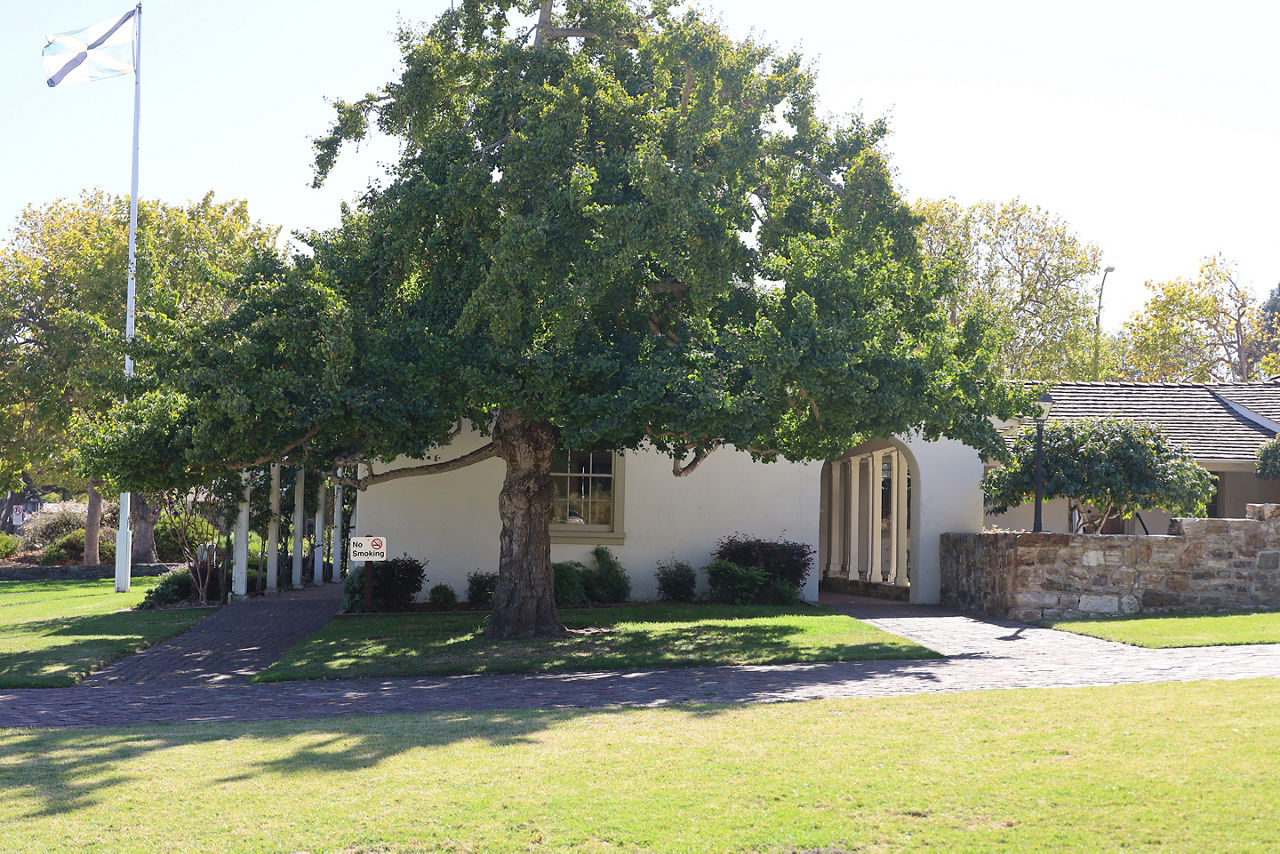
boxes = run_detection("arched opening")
[818,438,920,600]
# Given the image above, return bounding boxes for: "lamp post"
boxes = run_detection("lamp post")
[1032,392,1054,533]
[1091,265,1116,381]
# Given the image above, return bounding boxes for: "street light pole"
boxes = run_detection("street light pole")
[1091,265,1116,381]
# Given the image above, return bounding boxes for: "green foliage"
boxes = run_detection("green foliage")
[582,546,631,604]
[0,532,18,559]
[342,555,428,613]
[466,571,498,609]
[655,559,697,602]
[984,419,1217,533]
[552,561,589,608]
[137,568,196,610]
[703,559,768,605]
[153,514,217,563]
[39,528,116,565]
[427,583,458,610]
[21,507,84,550]
[713,535,813,590]
[1257,437,1280,480]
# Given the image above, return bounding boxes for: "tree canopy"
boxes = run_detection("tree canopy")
[84,0,1028,636]
[984,419,1216,533]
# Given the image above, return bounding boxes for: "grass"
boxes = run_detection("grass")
[1043,609,1280,648]
[0,578,214,687]
[0,679,1276,851]
[255,603,936,682]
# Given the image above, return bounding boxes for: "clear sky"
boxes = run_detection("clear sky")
[3,1,1278,330]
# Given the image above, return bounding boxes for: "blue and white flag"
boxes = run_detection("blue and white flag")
[43,9,137,88]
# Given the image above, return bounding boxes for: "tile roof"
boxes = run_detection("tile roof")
[1028,381,1280,462]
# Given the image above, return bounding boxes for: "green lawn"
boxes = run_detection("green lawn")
[0,578,214,687]
[1044,609,1280,648]
[255,603,936,682]
[0,679,1276,851]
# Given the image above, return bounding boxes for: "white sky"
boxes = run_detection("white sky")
[3,1,1277,330]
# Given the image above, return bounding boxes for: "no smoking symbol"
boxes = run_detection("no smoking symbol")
[370,537,384,550]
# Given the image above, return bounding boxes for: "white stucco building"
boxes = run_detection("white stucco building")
[354,428,987,604]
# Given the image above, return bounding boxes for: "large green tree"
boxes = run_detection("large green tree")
[0,190,279,561]
[83,0,1026,636]
[915,197,1107,381]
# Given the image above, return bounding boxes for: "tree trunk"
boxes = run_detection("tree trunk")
[131,493,160,563]
[486,411,565,638]
[85,479,103,565]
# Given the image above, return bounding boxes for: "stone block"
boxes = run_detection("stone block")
[1258,551,1280,570]
[1078,593,1120,614]
[1007,607,1042,622]
[1083,550,1103,567]
[1014,591,1060,607]
[1209,548,1234,560]
[1120,594,1140,614]
[1142,590,1181,608]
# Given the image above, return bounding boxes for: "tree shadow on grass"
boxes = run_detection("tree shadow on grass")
[0,705,712,819]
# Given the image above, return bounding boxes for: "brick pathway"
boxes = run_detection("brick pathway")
[0,589,1276,729]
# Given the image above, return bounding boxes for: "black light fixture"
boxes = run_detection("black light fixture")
[1032,392,1054,533]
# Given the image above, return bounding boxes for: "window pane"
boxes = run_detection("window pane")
[553,501,569,523]
[551,450,570,472]
[569,475,590,499]
[590,480,612,502]
[569,451,592,474]
[589,500,612,526]
[552,478,568,501]
[590,454,613,475]
[568,498,587,524]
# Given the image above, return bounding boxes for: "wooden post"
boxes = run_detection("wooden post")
[266,463,280,592]
[232,472,250,599]
[313,478,326,584]
[332,479,344,583]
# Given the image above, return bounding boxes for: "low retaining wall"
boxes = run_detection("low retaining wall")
[941,504,1280,621]
[0,563,178,582]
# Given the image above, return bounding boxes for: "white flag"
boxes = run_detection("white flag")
[43,9,137,88]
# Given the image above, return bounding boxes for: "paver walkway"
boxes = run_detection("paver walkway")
[0,588,1277,729]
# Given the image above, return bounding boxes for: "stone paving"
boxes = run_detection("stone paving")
[0,588,1277,730]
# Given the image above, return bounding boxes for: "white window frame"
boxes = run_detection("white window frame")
[550,450,626,545]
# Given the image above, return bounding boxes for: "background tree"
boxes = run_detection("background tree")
[0,190,279,562]
[984,419,1216,533]
[915,197,1106,381]
[84,0,1028,636]
[1119,255,1262,382]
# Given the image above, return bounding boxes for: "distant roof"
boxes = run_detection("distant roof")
[1030,380,1280,462]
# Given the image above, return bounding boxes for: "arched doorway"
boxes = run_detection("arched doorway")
[818,438,919,599]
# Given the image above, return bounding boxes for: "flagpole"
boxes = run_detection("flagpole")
[114,2,141,593]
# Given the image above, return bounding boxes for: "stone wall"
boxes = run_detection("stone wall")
[940,503,1280,621]
[0,563,177,582]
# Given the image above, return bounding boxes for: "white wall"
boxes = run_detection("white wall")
[901,436,985,604]
[355,430,823,602]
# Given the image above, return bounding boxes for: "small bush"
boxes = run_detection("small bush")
[427,583,458,610]
[0,532,19,559]
[714,534,813,592]
[764,577,801,605]
[655,559,697,602]
[40,528,116,565]
[22,508,85,549]
[466,570,499,609]
[553,561,589,607]
[343,555,428,613]
[582,546,631,603]
[153,515,217,562]
[703,558,767,605]
[138,568,196,609]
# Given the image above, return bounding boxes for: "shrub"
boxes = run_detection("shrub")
[703,558,767,605]
[138,568,196,609]
[22,508,85,549]
[553,560,589,608]
[40,528,116,565]
[0,532,18,559]
[764,577,801,605]
[153,514,217,562]
[466,570,498,609]
[714,534,814,590]
[581,546,631,603]
[427,583,458,610]
[343,555,428,613]
[655,559,697,602]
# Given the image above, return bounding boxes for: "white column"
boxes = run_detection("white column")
[332,479,344,582]
[818,462,832,577]
[894,451,910,586]
[312,477,326,584]
[114,492,132,593]
[291,468,305,588]
[869,452,884,583]
[848,457,862,580]
[266,463,280,593]
[839,459,853,577]
[232,472,250,599]
[825,460,843,577]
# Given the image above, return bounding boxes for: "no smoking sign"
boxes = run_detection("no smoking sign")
[349,536,388,561]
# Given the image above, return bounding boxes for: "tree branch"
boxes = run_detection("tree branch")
[672,442,720,477]
[788,154,844,195]
[230,425,322,470]
[334,442,500,490]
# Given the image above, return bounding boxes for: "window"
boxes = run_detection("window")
[550,450,625,544]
